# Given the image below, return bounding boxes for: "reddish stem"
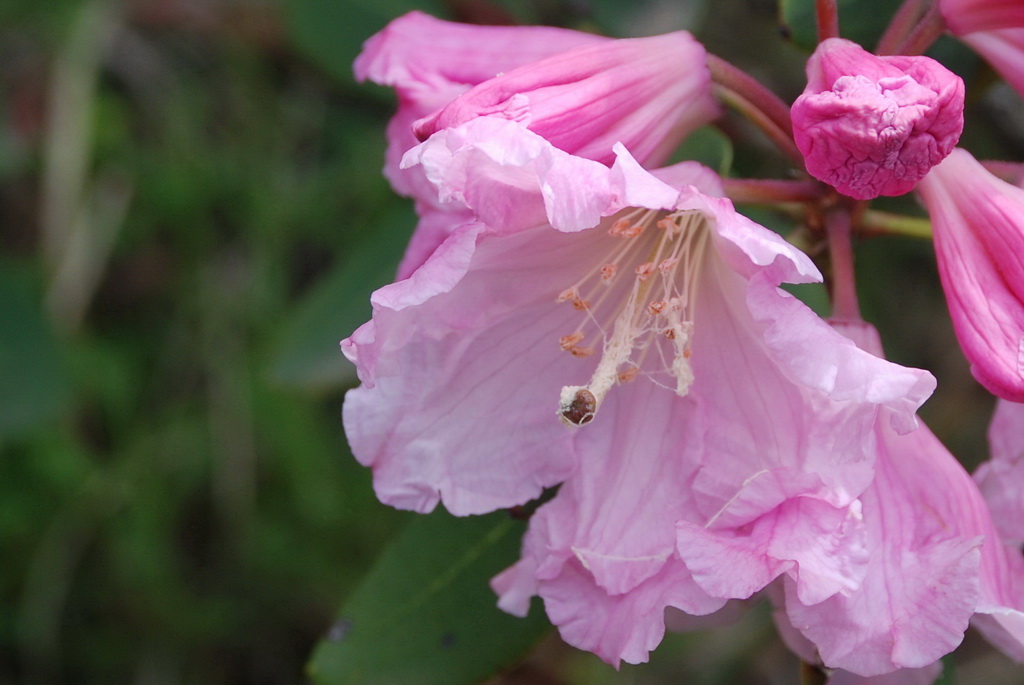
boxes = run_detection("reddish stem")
[877,0,928,55]
[826,209,861,321]
[706,54,804,167]
[816,0,840,42]
[896,2,946,56]
[823,208,856,321]
[722,178,823,204]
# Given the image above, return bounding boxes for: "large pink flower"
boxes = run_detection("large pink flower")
[342,116,936,664]
[354,12,718,278]
[917,148,1024,402]
[790,38,964,200]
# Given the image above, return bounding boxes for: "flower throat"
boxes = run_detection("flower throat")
[557,208,710,426]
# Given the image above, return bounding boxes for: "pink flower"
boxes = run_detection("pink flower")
[916,148,1024,402]
[413,31,719,169]
[790,38,964,200]
[342,116,936,664]
[681,320,1024,677]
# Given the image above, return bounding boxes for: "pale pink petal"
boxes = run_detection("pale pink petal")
[773,597,944,685]
[494,380,725,665]
[778,321,1024,676]
[343,223,616,515]
[402,117,615,234]
[976,400,1024,546]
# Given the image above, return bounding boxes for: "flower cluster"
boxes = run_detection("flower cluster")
[343,5,1024,683]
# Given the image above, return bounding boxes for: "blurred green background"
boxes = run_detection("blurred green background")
[1,0,1021,683]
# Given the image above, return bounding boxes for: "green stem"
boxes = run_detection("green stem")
[860,209,933,238]
[722,177,823,204]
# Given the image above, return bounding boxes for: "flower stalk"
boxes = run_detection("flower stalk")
[816,0,840,42]
[876,0,931,55]
[722,177,824,205]
[826,208,861,321]
[706,54,806,166]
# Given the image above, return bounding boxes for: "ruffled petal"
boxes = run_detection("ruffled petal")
[343,223,617,514]
[777,321,1024,676]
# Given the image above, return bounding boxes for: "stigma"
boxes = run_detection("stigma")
[557,208,708,427]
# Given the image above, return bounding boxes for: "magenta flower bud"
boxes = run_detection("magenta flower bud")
[791,38,965,200]
[917,148,1024,402]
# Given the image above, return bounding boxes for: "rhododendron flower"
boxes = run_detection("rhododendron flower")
[917,148,1024,401]
[790,38,964,200]
[341,116,937,664]
[683,321,1024,677]
[976,400,1024,547]
[354,12,718,278]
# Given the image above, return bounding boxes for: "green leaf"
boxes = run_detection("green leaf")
[268,204,414,391]
[779,0,899,52]
[308,510,551,685]
[0,264,70,439]
[674,125,734,177]
[286,0,447,87]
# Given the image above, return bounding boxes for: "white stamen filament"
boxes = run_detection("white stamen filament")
[557,209,710,426]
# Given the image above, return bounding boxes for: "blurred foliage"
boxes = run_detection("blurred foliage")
[1,0,1022,683]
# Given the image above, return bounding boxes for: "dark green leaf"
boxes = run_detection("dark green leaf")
[0,265,70,438]
[308,510,550,685]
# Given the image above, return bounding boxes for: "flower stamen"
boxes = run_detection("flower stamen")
[556,209,710,426]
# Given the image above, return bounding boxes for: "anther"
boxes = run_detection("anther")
[559,332,585,350]
[635,262,656,281]
[559,387,597,426]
